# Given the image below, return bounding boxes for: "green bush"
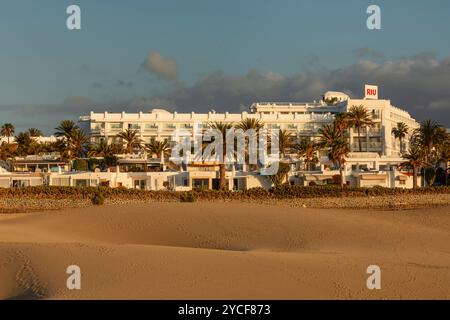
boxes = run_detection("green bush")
[91,190,105,205]
[72,159,88,172]
[180,191,196,202]
[0,185,448,203]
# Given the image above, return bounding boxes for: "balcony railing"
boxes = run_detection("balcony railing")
[368,129,381,135]
[351,142,382,150]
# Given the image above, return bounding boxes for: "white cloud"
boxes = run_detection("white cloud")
[142,52,177,80]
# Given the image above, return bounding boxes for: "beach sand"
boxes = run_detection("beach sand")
[0,202,449,299]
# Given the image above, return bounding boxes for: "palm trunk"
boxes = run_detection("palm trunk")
[339,160,344,189]
[219,164,226,190]
[412,165,418,189]
[399,137,403,154]
[357,127,362,152]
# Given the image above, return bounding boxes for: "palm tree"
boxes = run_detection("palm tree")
[55,120,79,144]
[401,144,426,189]
[116,129,142,154]
[438,137,450,186]
[0,142,16,160]
[411,120,447,186]
[69,129,89,158]
[45,139,66,154]
[318,123,343,148]
[328,139,350,189]
[318,123,350,188]
[391,122,409,154]
[146,140,171,163]
[346,105,375,152]
[235,118,265,132]
[27,128,43,138]
[267,162,291,188]
[235,118,265,170]
[210,122,234,190]
[293,138,318,171]
[412,120,445,164]
[438,135,450,165]
[276,129,294,158]
[1,123,15,144]
[333,112,350,134]
[14,132,34,156]
[88,140,114,158]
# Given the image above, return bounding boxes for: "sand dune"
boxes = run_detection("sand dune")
[0,202,449,299]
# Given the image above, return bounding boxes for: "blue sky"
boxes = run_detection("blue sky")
[1,0,450,133]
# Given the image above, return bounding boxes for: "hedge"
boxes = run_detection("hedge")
[0,185,449,202]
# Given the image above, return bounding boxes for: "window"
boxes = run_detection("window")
[92,123,104,131]
[128,123,140,130]
[145,123,158,130]
[164,123,176,129]
[369,137,382,148]
[74,179,89,187]
[134,180,146,190]
[52,178,70,186]
[13,180,30,187]
[192,178,209,190]
[110,123,123,131]
[372,109,381,119]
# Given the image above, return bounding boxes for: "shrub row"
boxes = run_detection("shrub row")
[0,185,449,202]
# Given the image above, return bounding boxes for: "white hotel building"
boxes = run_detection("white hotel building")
[0,86,422,190]
[73,87,421,189]
[79,89,418,158]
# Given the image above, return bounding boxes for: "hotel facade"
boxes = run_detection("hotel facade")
[1,86,423,190]
[79,88,419,158]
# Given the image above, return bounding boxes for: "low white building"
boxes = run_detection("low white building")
[298,152,420,189]
[0,135,58,144]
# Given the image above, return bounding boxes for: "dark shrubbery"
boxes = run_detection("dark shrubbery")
[91,190,105,205]
[0,185,448,202]
[72,159,88,172]
[180,191,196,202]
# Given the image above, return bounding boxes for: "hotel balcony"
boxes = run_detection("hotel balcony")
[144,125,158,132]
[351,142,382,150]
[367,129,382,136]
[91,128,105,135]
[162,124,177,131]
